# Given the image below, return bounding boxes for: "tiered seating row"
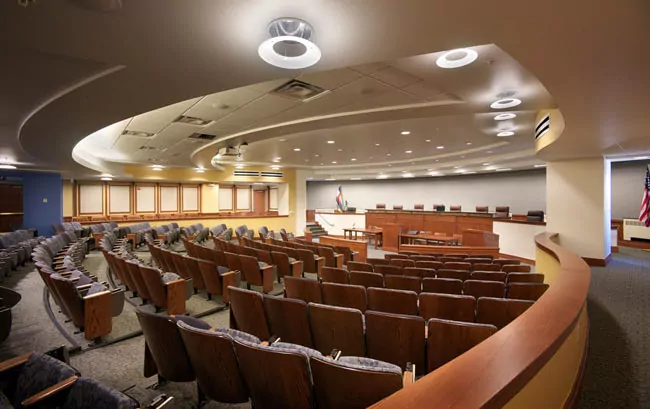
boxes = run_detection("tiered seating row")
[137,307,412,409]
[33,233,125,341]
[0,229,44,277]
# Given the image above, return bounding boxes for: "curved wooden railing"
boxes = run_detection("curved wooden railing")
[372,232,591,408]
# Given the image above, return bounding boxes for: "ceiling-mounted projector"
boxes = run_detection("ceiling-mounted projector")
[214,146,241,158]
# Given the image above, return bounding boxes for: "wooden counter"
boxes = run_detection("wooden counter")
[318,236,368,263]
[366,210,493,252]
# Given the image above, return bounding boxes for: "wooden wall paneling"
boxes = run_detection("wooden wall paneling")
[159,184,180,213]
[398,244,500,257]
[77,183,105,215]
[108,183,133,215]
[461,230,500,247]
[382,223,402,252]
[135,183,157,213]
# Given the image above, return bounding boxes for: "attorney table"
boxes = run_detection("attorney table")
[343,228,383,249]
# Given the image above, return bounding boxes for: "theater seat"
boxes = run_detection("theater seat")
[463,279,506,299]
[308,303,365,356]
[263,296,313,347]
[494,206,510,219]
[476,297,535,329]
[61,377,138,409]
[347,261,373,272]
[284,276,322,304]
[321,267,349,284]
[427,318,497,371]
[503,264,532,273]
[507,272,545,283]
[233,340,320,409]
[526,210,545,222]
[176,322,251,406]
[376,204,386,209]
[476,206,489,212]
[367,287,418,316]
[419,293,476,323]
[422,278,463,295]
[228,287,271,341]
[384,275,422,294]
[310,355,406,409]
[470,271,507,283]
[365,311,426,375]
[349,271,384,289]
[506,282,550,301]
[321,282,367,312]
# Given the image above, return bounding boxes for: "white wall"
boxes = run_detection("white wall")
[494,221,547,261]
[307,163,644,219]
[315,212,366,236]
[308,170,546,214]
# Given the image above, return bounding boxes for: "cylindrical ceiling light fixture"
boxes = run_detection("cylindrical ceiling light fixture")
[258,18,321,69]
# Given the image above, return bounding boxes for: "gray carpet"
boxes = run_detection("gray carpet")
[579,247,650,409]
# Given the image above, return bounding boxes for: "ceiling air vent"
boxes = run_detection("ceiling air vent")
[122,130,155,137]
[260,171,284,178]
[270,79,328,102]
[188,133,217,141]
[535,114,550,140]
[138,146,158,150]
[234,170,261,177]
[174,115,213,126]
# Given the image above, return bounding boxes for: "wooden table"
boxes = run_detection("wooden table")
[400,233,460,246]
[343,228,383,249]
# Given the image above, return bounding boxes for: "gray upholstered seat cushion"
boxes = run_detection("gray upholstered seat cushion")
[214,327,261,344]
[270,342,322,358]
[288,257,297,263]
[0,392,11,409]
[14,353,76,407]
[86,282,108,296]
[258,261,269,268]
[337,356,402,374]
[172,315,211,330]
[161,272,181,283]
[217,266,230,275]
[64,377,136,409]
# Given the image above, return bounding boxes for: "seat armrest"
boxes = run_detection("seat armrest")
[0,352,31,373]
[83,290,111,300]
[76,283,93,291]
[403,366,415,387]
[22,375,79,407]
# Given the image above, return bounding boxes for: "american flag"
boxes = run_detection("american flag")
[336,185,344,211]
[639,165,650,227]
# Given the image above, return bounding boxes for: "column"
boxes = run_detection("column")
[546,157,611,263]
[294,169,311,235]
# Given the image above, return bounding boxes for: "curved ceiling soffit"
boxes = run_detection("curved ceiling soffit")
[18,64,126,171]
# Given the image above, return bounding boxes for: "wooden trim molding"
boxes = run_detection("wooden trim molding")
[498,253,536,265]
[372,232,591,408]
[582,253,611,267]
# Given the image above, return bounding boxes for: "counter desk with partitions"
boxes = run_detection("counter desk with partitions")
[365,209,495,252]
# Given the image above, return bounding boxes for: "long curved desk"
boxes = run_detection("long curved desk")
[372,232,590,408]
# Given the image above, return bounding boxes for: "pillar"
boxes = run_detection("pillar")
[294,169,311,235]
[22,172,63,237]
[546,157,611,263]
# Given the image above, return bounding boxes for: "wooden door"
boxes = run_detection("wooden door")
[253,190,266,215]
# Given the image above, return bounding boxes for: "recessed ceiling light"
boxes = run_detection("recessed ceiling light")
[405,150,413,154]
[331,161,337,164]
[271,165,281,170]
[327,140,335,144]
[314,154,320,157]
[99,173,113,178]
[195,167,205,173]
[633,156,649,160]
[436,146,444,149]
[466,142,472,146]
[350,177,362,180]
[401,131,411,135]
[454,166,460,169]
[258,18,321,69]
[464,171,477,174]
[497,131,515,137]
[436,48,478,69]
[101,177,113,181]
[425,139,431,143]
[293,148,301,152]
[235,164,245,169]
[325,178,336,181]
[279,138,287,142]
[377,175,389,179]
[487,150,493,154]
[402,173,414,178]
[273,157,282,162]
[386,153,391,157]
[496,168,512,172]
[429,171,441,176]
[490,98,522,109]
[337,148,343,152]
[534,164,547,168]
[375,143,380,147]
[494,113,517,121]
[351,158,357,161]
[482,163,490,166]
[152,165,163,171]
[401,170,407,173]
[0,164,17,170]
[454,169,466,173]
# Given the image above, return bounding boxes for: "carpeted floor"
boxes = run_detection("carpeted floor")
[578,247,650,409]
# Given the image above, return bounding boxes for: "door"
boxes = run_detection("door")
[253,190,266,215]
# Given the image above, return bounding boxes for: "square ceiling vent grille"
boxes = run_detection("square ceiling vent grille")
[270,79,328,102]
[188,133,216,141]
[175,115,213,126]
